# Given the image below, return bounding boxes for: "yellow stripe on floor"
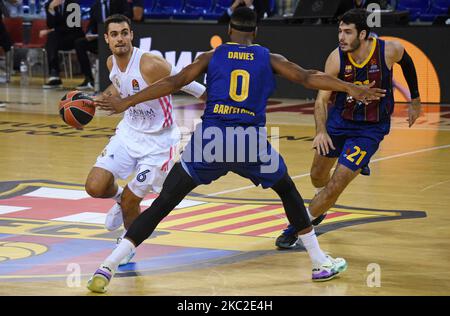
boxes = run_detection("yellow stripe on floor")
[158,204,261,228]
[182,208,287,232]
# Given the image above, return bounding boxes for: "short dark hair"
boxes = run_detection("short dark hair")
[104,14,132,34]
[230,7,257,32]
[339,9,370,39]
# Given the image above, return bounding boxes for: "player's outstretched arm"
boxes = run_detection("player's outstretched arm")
[169,67,207,101]
[142,54,206,101]
[95,51,214,113]
[270,53,386,102]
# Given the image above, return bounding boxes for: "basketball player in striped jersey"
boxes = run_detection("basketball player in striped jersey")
[276,9,422,248]
[85,14,206,265]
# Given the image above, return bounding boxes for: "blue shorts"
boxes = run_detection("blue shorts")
[325,110,389,172]
[180,122,287,189]
[181,159,287,189]
[325,134,382,172]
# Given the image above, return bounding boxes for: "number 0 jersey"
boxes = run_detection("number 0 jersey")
[202,43,276,127]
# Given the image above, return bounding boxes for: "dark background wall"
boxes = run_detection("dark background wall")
[99,24,450,103]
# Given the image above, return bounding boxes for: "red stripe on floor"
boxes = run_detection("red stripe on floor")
[160,204,238,222]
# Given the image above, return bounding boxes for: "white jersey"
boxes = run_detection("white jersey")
[109,47,180,158]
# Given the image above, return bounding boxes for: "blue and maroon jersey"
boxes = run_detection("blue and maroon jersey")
[333,38,394,124]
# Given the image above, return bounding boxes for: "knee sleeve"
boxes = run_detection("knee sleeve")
[271,172,311,232]
[158,162,197,201]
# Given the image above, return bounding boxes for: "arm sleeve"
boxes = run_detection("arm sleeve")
[170,66,206,99]
[398,50,420,99]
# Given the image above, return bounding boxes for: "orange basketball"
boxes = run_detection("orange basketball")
[59,91,95,129]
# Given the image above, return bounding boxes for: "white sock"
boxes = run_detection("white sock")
[112,186,123,203]
[298,229,328,265]
[105,238,135,268]
[315,186,325,196]
[306,207,317,221]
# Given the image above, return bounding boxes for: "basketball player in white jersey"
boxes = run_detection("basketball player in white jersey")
[85,14,206,265]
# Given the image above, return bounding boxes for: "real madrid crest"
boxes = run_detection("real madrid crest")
[132,79,140,92]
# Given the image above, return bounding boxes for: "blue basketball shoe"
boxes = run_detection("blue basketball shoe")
[275,213,327,249]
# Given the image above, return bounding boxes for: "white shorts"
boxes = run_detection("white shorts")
[94,135,177,198]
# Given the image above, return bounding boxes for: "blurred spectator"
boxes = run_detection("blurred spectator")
[129,0,144,22]
[433,5,450,25]
[387,0,396,10]
[447,8,450,25]
[74,0,132,90]
[0,0,13,55]
[336,0,387,19]
[42,0,85,89]
[3,0,22,17]
[218,0,272,23]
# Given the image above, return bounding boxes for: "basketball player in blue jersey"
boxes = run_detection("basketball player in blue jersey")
[275,9,422,249]
[87,7,385,293]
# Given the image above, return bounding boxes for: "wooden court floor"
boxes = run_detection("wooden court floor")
[0,83,450,296]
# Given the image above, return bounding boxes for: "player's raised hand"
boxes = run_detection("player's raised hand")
[312,131,335,156]
[408,97,422,127]
[347,81,386,104]
[94,95,129,114]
